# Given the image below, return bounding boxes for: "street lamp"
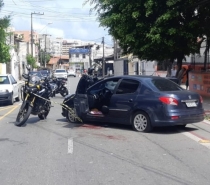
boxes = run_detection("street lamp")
[38,22,53,34]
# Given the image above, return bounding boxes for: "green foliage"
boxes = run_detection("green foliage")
[0,43,10,63]
[39,50,51,66]
[0,0,11,63]
[26,54,37,69]
[85,0,210,71]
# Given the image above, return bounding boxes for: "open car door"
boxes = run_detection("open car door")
[74,94,89,118]
[74,74,93,118]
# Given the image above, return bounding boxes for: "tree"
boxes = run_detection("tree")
[39,50,51,66]
[0,0,10,63]
[26,54,37,69]
[85,0,210,74]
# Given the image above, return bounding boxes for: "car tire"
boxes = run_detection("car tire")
[132,111,153,132]
[66,105,78,123]
[9,92,14,105]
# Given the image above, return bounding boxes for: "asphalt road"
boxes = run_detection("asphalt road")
[0,77,210,185]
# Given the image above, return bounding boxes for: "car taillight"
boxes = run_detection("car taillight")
[159,97,178,105]
[200,96,203,103]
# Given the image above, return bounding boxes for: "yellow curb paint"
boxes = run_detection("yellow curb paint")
[199,140,210,143]
[0,105,18,121]
[0,106,16,111]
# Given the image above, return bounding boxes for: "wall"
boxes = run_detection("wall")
[189,71,210,97]
[0,63,6,74]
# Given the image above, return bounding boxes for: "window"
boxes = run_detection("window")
[116,79,139,94]
[151,79,182,91]
[76,53,79,58]
[55,69,66,73]
[10,75,17,84]
[82,54,86,59]
[89,78,120,94]
[0,76,10,84]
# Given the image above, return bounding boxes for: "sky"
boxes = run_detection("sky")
[2,0,113,46]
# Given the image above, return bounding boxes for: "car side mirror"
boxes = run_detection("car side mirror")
[12,81,17,84]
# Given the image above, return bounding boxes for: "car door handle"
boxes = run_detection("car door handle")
[128,99,133,102]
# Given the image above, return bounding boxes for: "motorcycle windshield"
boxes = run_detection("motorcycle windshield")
[29,75,41,85]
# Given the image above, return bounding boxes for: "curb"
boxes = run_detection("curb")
[203,119,210,125]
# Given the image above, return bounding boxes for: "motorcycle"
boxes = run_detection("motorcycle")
[15,68,53,127]
[50,77,69,97]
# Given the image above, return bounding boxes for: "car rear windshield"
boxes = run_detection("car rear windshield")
[151,78,182,91]
[55,70,66,73]
[0,76,10,84]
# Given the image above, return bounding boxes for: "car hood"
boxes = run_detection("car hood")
[0,84,13,92]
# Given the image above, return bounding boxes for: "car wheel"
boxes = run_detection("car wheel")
[132,111,152,132]
[9,92,14,105]
[66,105,78,123]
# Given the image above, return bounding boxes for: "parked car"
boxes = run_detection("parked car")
[0,74,20,105]
[39,69,52,78]
[61,75,204,132]
[67,69,76,77]
[53,69,68,80]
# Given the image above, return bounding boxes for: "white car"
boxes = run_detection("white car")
[53,69,68,80]
[0,74,20,105]
[67,69,76,77]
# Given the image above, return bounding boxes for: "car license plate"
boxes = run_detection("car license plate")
[186,102,197,107]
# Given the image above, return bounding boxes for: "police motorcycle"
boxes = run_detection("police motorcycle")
[50,77,68,97]
[15,67,53,127]
[61,68,100,123]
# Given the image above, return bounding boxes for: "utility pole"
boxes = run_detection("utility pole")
[88,43,92,67]
[31,12,44,57]
[102,37,105,77]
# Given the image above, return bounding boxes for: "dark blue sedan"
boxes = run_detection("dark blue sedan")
[62,75,204,132]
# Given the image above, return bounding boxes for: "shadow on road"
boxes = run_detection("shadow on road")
[61,120,198,134]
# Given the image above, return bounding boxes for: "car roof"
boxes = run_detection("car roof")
[105,75,164,81]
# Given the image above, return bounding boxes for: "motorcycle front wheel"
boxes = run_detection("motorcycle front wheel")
[60,87,69,97]
[15,101,32,127]
[38,101,51,120]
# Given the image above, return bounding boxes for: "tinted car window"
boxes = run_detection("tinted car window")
[151,78,182,91]
[116,79,139,94]
[55,70,66,73]
[0,76,10,84]
[89,78,120,94]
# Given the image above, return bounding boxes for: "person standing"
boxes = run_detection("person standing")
[177,67,186,85]
[171,66,177,77]
[185,65,193,90]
